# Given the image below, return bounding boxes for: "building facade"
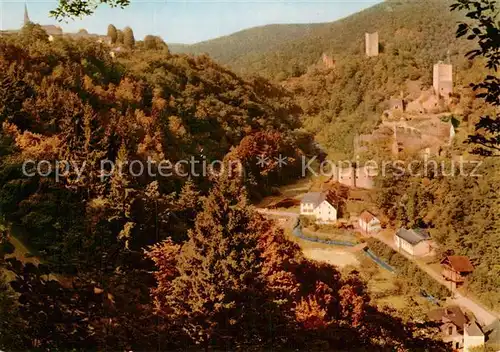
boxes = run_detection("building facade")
[394,228,431,256]
[441,256,474,287]
[300,192,337,223]
[358,211,381,234]
[463,322,485,352]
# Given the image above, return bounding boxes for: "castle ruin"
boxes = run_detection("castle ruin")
[433,62,453,98]
[365,32,379,57]
[331,165,375,190]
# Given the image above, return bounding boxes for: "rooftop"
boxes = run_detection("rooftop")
[428,306,467,329]
[441,256,474,273]
[301,192,337,209]
[359,210,377,223]
[395,228,430,245]
[465,322,484,337]
[301,192,322,205]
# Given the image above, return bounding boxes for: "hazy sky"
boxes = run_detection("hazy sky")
[0,0,381,44]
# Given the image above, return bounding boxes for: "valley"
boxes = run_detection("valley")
[0,0,499,350]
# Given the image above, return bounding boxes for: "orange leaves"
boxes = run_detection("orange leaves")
[339,284,368,328]
[145,239,181,313]
[295,295,329,330]
[7,123,62,160]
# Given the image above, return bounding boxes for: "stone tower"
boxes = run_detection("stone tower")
[365,32,379,57]
[433,62,453,98]
[24,4,30,25]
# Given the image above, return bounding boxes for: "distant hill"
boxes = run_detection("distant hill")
[168,23,325,71]
[171,0,466,80]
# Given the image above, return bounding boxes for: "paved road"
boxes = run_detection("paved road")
[377,230,499,326]
[257,208,499,326]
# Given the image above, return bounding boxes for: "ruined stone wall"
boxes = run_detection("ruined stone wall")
[433,63,453,97]
[365,32,379,57]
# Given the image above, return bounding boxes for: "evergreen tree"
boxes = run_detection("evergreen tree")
[147,178,270,349]
[107,24,118,44]
[144,35,156,50]
[123,26,135,49]
[116,29,124,44]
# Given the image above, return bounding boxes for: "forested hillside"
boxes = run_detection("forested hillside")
[0,25,449,351]
[169,23,324,69]
[173,0,464,80]
[172,0,487,158]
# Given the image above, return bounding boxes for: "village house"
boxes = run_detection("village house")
[331,165,375,189]
[358,210,381,234]
[300,192,337,223]
[428,306,468,350]
[394,228,431,256]
[463,321,485,352]
[441,256,474,289]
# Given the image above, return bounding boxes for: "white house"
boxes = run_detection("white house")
[358,210,381,234]
[300,192,321,215]
[394,228,431,256]
[300,192,337,223]
[464,322,485,352]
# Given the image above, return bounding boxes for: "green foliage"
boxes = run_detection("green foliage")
[0,274,23,350]
[50,0,131,19]
[376,158,500,310]
[366,238,451,300]
[451,0,500,156]
[0,34,305,271]
[174,0,489,158]
[143,35,168,51]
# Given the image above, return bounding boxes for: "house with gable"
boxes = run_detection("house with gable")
[358,210,381,234]
[441,256,474,288]
[394,228,432,256]
[428,306,468,350]
[300,192,337,223]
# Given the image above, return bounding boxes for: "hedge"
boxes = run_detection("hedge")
[366,238,450,300]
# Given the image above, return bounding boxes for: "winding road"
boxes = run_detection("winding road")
[257,208,500,328]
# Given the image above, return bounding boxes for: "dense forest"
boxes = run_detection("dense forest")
[0,0,498,349]
[0,24,451,351]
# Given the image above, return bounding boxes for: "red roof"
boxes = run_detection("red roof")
[441,256,474,272]
[359,210,377,223]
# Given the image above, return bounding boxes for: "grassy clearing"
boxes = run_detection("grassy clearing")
[353,254,437,316]
[301,227,360,244]
[302,247,360,268]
